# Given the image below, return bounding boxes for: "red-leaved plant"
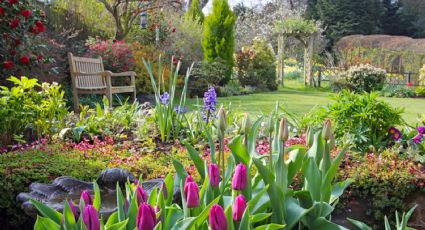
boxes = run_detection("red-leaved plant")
[85,37,135,72]
[0,0,47,74]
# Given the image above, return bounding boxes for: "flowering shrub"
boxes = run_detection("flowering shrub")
[0,0,47,74]
[236,38,277,91]
[85,37,135,72]
[345,64,386,92]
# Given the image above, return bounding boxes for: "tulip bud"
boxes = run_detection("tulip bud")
[232,163,247,191]
[232,195,247,221]
[136,186,148,204]
[80,191,93,206]
[82,205,100,230]
[184,182,200,208]
[68,200,78,221]
[136,203,157,230]
[267,114,274,134]
[218,107,227,133]
[209,163,220,187]
[278,118,289,142]
[322,119,332,140]
[240,113,251,134]
[209,204,227,230]
[306,126,314,147]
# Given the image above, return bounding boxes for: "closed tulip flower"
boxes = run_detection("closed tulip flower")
[209,204,227,230]
[82,205,100,230]
[136,186,148,204]
[322,119,332,140]
[232,163,247,191]
[136,203,157,230]
[80,191,93,205]
[184,182,200,208]
[185,175,194,185]
[232,195,247,221]
[278,117,289,142]
[209,163,220,187]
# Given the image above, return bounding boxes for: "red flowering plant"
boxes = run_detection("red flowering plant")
[0,0,47,75]
[85,37,135,72]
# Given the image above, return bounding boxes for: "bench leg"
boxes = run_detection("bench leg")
[133,90,137,103]
[73,92,79,113]
[106,91,113,109]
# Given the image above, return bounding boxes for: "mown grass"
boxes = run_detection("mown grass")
[186,80,424,125]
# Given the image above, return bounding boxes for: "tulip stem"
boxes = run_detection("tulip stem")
[219,133,225,181]
[269,133,273,170]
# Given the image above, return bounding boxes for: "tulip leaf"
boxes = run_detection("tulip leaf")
[303,157,322,201]
[250,213,272,224]
[171,217,196,230]
[106,212,119,227]
[164,173,174,206]
[31,199,63,225]
[199,174,210,205]
[247,185,269,214]
[309,217,348,230]
[184,141,206,180]
[239,207,251,230]
[126,191,138,230]
[93,182,101,211]
[106,219,128,230]
[284,197,310,229]
[154,221,162,230]
[322,145,349,202]
[254,223,286,230]
[248,117,263,156]
[180,179,189,218]
[222,155,235,193]
[116,183,126,222]
[347,218,373,230]
[293,190,313,209]
[330,179,353,204]
[148,186,158,207]
[287,148,305,185]
[164,204,184,230]
[34,216,60,230]
[172,159,188,187]
[225,205,235,230]
[307,131,324,165]
[229,135,250,165]
[63,201,76,230]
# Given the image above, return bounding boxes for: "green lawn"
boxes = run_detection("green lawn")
[186,81,424,125]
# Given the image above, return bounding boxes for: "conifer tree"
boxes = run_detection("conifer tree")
[202,0,236,81]
[186,0,205,23]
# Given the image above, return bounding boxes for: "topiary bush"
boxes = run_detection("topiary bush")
[235,39,277,91]
[346,64,386,92]
[188,58,229,97]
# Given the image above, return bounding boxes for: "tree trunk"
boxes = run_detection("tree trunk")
[277,36,286,86]
[303,36,315,86]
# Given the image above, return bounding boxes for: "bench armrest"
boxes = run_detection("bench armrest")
[71,71,113,77]
[110,71,136,77]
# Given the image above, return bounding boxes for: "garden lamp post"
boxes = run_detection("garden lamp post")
[139,12,148,29]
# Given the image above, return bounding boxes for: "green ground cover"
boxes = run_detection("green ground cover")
[187,80,424,124]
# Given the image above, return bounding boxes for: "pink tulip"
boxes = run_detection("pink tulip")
[232,195,247,221]
[136,203,157,230]
[184,182,200,208]
[136,186,148,204]
[82,205,100,230]
[209,163,220,187]
[209,204,227,230]
[232,163,247,191]
[80,191,93,205]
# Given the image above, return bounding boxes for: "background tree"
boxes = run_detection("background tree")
[311,0,382,45]
[202,0,235,82]
[185,0,204,23]
[97,0,181,40]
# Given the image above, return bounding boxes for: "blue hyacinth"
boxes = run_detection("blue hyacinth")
[201,86,217,122]
[160,92,170,105]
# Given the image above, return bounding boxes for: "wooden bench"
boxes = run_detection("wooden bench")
[68,52,137,112]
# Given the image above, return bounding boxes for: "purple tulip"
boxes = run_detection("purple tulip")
[136,186,148,204]
[232,163,247,191]
[80,191,93,206]
[136,203,157,230]
[209,204,227,230]
[82,205,100,230]
[232,195,247,221]
[413,134,424,144]
[68,200,79,221]
[418,126,425,135]
[209,163,220,187]
[184,182,200,208]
